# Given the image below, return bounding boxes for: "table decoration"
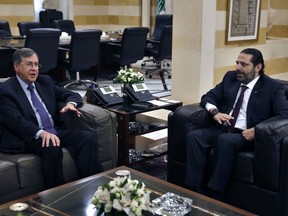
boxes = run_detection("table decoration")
[91,175,154,216]
[115,169,131,177]
[152,192,193,216]
[9,202,28,212]
[113,67,144,89]
[113,67,144,102]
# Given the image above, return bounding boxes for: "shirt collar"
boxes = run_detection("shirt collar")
[16,75,35,91]
[242,75,260,90]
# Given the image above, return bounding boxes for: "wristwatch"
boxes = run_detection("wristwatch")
[209,108,219,116]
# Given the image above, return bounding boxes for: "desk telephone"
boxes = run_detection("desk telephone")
[93,85,123,106]
[125,83,154,102]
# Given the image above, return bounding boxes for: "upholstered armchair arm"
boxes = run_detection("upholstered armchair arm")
[63,103,118,170]
[168,103,212,162]
[167,103,213,182]
[168,103,212,131]
[254,118,288,191]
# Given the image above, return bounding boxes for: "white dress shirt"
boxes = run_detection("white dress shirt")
[206,76,260,130]
[17,76,54,138]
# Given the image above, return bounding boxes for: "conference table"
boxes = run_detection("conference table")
[0,33,122,80]
[0,33,120,49]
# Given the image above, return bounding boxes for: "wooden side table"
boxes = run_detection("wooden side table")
[107,100,182,165]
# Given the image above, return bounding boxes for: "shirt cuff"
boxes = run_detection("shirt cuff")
[205,102,217,112]
[35,129,44,139]
[67,102,77,107]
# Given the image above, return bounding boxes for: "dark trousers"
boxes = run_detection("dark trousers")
[185,127,252,193]
[25,130,103,189]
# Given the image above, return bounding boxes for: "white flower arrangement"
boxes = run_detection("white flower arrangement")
[91,176,154,216]
[113,68,144,84]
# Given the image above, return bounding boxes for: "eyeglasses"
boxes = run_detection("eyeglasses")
[21,62,42,69]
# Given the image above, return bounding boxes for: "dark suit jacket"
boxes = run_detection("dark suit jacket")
[0,75,83,153]
[200,71,288,129]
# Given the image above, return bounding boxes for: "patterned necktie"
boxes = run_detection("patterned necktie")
[230,85,248,129]
[27,84,57,134]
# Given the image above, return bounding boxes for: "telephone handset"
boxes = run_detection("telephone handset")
[93,85,123,106]
[125,83,154,102]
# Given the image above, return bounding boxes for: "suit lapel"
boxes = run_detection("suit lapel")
[246,78,262,125]
[12,78,37,121]
[228,82,241,111]
[34,82,53,116]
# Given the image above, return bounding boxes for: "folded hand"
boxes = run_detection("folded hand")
[40,131,60,147]
[213,112,234,126]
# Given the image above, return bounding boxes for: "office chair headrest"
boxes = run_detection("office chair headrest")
[72,29,102,38]
[0,20,10,26]
[18,21,41,26]
[123,27,150,35]
[0,20,12,35]
[53,19,75,26]
[18,22,42,36]
[0,30,11,38]
[157,14,173,23]
[27,28,61,37]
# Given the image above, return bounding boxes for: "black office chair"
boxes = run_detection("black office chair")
[108,27,149,71]
[17,21,42,36]
[142,14,173,67]
[142,26,172,91]
[52,19,75,35]
[151,14,173,40]
[39,10,63,28]
[0,30,11,38]
[59,29,102,88]
[25,28,61,74]
[0,20,12,37]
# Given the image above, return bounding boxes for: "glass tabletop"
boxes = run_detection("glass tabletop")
[107,100,182,115]
[0,167,255,216]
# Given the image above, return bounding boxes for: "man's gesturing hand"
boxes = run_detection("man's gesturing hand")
[60,103,81,117]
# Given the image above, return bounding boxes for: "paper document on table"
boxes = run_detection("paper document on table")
[148,100,169,106]
[142,128,167,140]
[60,36,71,44]
[159,98,181,103]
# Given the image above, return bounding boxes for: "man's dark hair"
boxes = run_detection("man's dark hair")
[240,48,265,74]
[12,48,39,65]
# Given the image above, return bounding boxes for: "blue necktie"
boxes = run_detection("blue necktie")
[27,84,57,135]
[230,85,248,129]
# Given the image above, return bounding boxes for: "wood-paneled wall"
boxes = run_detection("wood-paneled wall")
[0,0,34,35]
[267,0,288,37]
[73,0,142,32]
[214,0,288,84]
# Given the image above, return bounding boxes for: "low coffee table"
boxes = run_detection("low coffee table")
[0,166,256,216]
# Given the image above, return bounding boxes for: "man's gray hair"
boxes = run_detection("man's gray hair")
[12,48,39,65]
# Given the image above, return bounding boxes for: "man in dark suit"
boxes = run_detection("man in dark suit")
[185,48,288,200]
[0,48,103,188]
